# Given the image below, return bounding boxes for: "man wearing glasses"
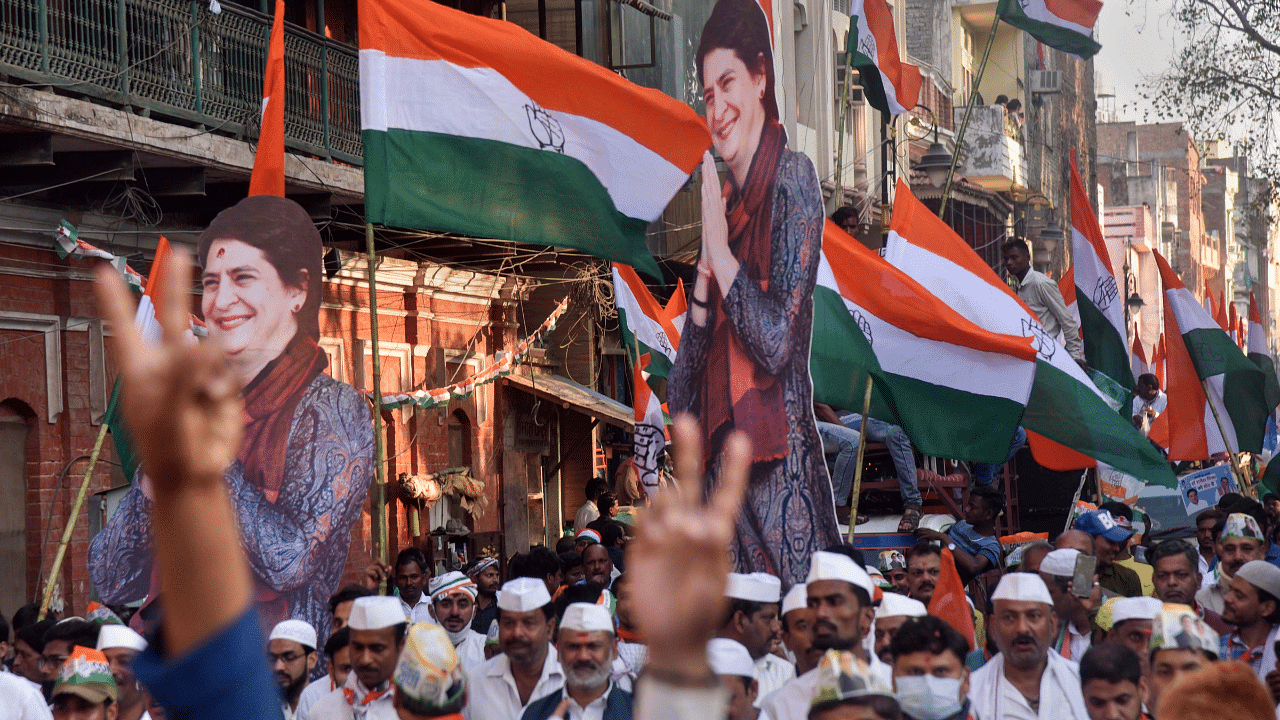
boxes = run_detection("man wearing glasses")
[41,619,100,700]
[268,620,319,720]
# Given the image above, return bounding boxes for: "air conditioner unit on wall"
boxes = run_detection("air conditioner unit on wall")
[1030,70,1061,94]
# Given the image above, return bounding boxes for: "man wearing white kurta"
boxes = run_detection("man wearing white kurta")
[758,552,891,720]
[426,571,488,676]
[309,597,408,720]
[464,577,565,720]
[717,571,794,705]
[969,573,1088,720]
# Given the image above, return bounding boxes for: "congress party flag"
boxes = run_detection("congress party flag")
[882,181,1174,486]
[249,0,286,197]
[810,219,1037,463]
[1248,292,1280,414]
[359,0,711,279]
[996,0,1102,59]
[847,0,922,115]
[1070,151,1133,392]
[1153,248,1271,458]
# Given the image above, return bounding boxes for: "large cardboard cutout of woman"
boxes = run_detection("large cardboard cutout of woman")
[667,0,840,586]
[90,196,375,647]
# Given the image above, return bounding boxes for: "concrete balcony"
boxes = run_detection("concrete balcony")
[953,105,1028,194]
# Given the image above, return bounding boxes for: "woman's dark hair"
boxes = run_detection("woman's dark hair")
[696,0,778,123]
[197,195,324,341]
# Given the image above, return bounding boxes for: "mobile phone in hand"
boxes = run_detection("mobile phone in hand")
[1072,554,1097,597]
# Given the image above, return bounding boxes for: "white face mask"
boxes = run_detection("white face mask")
[895,674,964,720]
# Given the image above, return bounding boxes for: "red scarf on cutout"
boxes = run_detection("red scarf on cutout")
[239,335,327,503]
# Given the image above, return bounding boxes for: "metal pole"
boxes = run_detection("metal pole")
[39,422,110,620]
[365,223,389,582]
[938,10,1002,218]
[1202,379,1251,496]
[848,374,875,530]
[834,49,853,209]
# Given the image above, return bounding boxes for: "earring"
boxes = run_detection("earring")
[293,303,303,312]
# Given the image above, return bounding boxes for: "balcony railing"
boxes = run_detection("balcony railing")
[953,105,1026,194]
[0,0,362,165]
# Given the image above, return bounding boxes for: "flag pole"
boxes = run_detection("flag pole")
[937,11,1002,219]
[365,222,389,586]
[39,421,109,620]
[848,373,875,529]
[834,48,854,211]
[1202,379,1252,496]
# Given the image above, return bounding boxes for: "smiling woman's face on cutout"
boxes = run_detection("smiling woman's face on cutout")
[201,238,305,383]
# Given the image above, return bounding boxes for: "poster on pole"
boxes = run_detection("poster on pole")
[666,0,837,587]
[89,197,375,657]
[1177,465,1236,515]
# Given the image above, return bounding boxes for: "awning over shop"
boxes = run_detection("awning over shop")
[502,371,634,430]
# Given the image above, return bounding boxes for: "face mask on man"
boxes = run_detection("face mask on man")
[895,674,964,720]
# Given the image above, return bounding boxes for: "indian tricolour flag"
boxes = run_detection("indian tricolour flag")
[359,0,709,279]
[1153,248,1271,457]
[613,264,685,497]
[811,220,1037,462]
[1071,152,1133,392]
[882,181,1174,485]
[848,0,922,116]
[1248,292,1280,412]
[996,0,1102,59]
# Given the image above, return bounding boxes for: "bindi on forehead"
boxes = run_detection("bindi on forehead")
[216,247,226,258]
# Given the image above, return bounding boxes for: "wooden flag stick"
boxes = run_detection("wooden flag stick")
[848,373,876,529]
[1202,379,1251,496]
[39,422,109,620]
[366,222,389,588]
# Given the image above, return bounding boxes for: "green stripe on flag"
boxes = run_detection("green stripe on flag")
[104,381,139,483]
[1022,359,1176,486]
[1183,327,1269,452]
[809,287,1024,464]
[617,308,674,379]
[363,129,662,279]
[846,33,893,117]
[1248,351,1280,412]
[1077,292,1134,393]
[996,0,1101,58]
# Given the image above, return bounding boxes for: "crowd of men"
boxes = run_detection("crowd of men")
[10,485,1280,720]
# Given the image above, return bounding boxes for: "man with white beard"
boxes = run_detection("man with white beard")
[521,603,633,720]
[426,572,487,675]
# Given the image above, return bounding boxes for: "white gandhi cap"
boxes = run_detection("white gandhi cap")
[991,572,1053,606]
[348,596,409,631]
[707,638,755,678]
[96,625,147,653]
[560,603,614,634]
[807,551,875,597]
[497,577,552,613]
[875,593,928,620]
[781,583,808,616]
[269,619,318,650]
[1039,548,1080,578]
[725,572,782,603]
[1111,597,1162,625]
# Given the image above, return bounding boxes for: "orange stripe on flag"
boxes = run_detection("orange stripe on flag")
[1043,0,1102,30]
[361,0,709,173]
[1058,266,1077,306]
[249,0,286,197]
[1155,249,1211,460]
[928,548,976,652]
[864,0,922,111]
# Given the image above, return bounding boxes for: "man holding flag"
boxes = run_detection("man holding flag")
[1001,238,1086,367]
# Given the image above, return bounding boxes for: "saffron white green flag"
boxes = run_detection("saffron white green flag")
[1248,291,1280,410]
[882,181,1175,486]
[1153,249,1271,457]
[359,0,711,279]
[996,0,1102,58]
[1071,153,1134,393]
[847,0,922,116]
[810,219,1038,463]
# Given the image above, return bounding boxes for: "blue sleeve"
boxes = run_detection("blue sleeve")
[134,607,284,720]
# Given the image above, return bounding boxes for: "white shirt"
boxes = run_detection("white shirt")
[399,595,434,624]
[1199,552,1216,589]
[308,675,398,720]
[753,653,796,707]
[455,629,488,677]
[1131,391,1167,418]
[464,644,565,720]
[560,683,614,720]
[574,501,599,534]
[297,676,336,720]
[0,671,53,720]
[969,652,1087,720]
[758,653,891,720]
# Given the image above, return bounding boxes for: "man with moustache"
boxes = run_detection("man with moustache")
[872,594,927,665]
[308,597,407,720]
[394,549,433,624]
[96,625,148,720]
[298,628,352,720]
[718,572,792,703]
[583,544,617,587]
[779,584,820,676]
[426,572,487,676]
[1149,541,1229,636]
[465,577,565,720]
[466,557,502,635]
[905,543,941,606]
[1197,512,1269,614]
[269,620,319,720]
[1219,560,1280,683]
[522,603,632,720]
[969,573,1088,720]
[758,551,886,720]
